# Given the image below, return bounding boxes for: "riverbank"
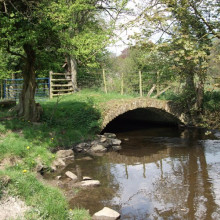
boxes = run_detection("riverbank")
[0,89,219,219]
[0,90,133,220]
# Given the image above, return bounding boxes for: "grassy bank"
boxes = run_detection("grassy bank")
[0,89,133,219]
[1,88,218,219]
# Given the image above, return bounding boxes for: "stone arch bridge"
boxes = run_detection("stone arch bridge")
[101,98,188,129]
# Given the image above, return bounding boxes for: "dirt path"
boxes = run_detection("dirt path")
[0,192,30,220]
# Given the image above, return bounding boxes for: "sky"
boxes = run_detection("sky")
[106,0,142,56]
[106,0,166,56]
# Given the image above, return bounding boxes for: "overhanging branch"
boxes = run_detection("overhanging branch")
[189,1,220,39]
[7,41,26,59]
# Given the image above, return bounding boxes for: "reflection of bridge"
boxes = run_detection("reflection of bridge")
[101,98,188,129]
[106,147,171,165]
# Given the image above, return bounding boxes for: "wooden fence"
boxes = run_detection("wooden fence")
[49,71,74,98]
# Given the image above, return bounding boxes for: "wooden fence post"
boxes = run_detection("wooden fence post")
[139,70,143,97]
[0,81,3,99]
[102,69,107,94]
[5,80,8,99]
[49,71,53,99]
[156,71,160,95]
[152,86,171,98]
[147,84,156,98]
[121,72,124,95]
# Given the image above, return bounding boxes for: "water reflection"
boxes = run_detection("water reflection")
[68,127,220,219]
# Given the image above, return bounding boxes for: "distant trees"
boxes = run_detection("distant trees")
[127,0,219,114]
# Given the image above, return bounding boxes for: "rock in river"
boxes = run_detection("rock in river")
[103,133,117,138]
[112,145,122,151]
[83,176,92,180]
[89,144,107,153]
[80,180,100,187]
[65,171,78,182]
[92,207,120,220]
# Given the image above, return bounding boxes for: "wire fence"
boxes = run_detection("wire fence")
[77,68,220,96]
[0,68,219,101]
[77,68,179,97]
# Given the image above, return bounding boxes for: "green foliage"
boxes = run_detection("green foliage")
[0,123,7,134]
[0,48,21,80]
[105,42,176,96]
[46,0,126,68]
[208,39,220,79]
[203,91,220,111]
[131,0,219,110]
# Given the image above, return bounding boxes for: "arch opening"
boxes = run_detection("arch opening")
[101,107,182,134]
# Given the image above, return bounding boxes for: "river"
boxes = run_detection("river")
[65,122,220,219]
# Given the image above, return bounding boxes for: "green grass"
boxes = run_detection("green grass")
[41,89,134,146]
[0,89,133,220]
[69,208,91,220]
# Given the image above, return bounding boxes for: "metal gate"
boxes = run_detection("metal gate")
[2,78,49,101]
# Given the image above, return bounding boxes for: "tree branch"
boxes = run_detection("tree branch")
[3,1,7,13]
[189,1,220,39]
[7,41,26,59]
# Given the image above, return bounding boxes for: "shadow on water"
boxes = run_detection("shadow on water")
[66,112,220,219]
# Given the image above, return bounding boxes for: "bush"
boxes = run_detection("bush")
[203,91,220,111]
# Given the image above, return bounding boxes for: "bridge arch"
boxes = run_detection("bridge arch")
[101,98,187,129]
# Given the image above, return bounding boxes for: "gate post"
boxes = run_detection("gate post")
[49,71,53,99]
[102,69,107,94]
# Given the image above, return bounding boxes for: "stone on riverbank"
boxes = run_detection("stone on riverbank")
[51,158,66,171]
[75,143,90,152]
[92,207,120,220]
[51,150,75,171]
[56,149,74,159]
[73,133,122,154]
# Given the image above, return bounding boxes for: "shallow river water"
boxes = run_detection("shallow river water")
[66,124,220,219]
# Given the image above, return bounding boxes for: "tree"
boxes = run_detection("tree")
[48,0,128,91]
[135,0,219,114]
[0,0,61,121]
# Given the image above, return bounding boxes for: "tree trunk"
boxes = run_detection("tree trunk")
[67,55,78,91]
[16,44,42,121]
[196,80,204,113]
[184,72,196,111]
[196,68,206,113]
